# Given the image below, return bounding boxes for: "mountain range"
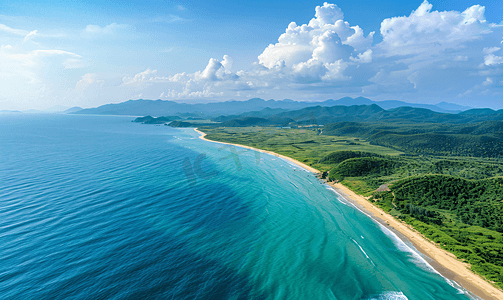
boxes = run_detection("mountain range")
[72,97,471,117]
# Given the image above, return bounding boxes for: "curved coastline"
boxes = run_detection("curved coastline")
[194,127,503,300]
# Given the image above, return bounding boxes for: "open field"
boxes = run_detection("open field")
[202,126,403,171]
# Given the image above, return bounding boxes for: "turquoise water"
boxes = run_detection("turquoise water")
[0,114,474,299]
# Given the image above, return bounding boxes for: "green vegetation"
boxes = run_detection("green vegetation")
[372,176,503,287]
[132,115,180,124]
[199,125,503,289]
[322,121,503,158]
[328,157,399,181]
[201,126,402,169]
[318,150,382,164]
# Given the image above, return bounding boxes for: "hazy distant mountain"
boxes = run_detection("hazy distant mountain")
[74,97,471,117]
[0,110,22,113]
[321,97,374,106]
[435,102,471,112]
[64,107,83,113]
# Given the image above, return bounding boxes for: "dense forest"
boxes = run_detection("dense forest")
[322,121,503,158]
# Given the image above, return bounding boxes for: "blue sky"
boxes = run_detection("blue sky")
[1,1,502,110]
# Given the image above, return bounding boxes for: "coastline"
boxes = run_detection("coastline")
[194,128,319,173]
[194,128,503,300]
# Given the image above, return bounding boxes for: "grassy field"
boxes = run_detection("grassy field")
[201,126,403,171]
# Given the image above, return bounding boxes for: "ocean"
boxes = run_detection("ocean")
[0,114,474,299]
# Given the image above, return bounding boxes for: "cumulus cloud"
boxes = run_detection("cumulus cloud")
[258,2,373,71]
[10,1,501,110]
[484,53,503,66]
[378,1,489,56]
[483,47,503,65]
[108,1,502,105]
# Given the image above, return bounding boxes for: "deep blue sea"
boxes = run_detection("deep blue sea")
[0,114,475,299]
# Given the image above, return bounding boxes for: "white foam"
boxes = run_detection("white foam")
[365,291,408,300]
[324,183,471,297]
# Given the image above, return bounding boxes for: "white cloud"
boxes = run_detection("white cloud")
[196,58,222,81]
[122,68,160,85]
[0,23,27,36]
[5,2,503,110]
[108,1,502,105]
[83,23,128,36]
[258,2,373,70]
[23,30,37,43]
[378,1,489,55]
[484,54,503,66]
[350,49,372,63]
[483,47,500,54]
[76,73,103,90]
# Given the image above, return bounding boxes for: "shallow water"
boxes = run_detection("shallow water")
[0,114,473,299]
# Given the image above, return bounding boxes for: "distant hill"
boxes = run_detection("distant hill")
[435,102,472,112]
[64,107,83,113]
[321,120,503,157]
[73,97,470,117]
[373,100,462,113]
[216,105,472,126]
[132,115,181,124]
[0,110,22,113]
[459,108,497,115]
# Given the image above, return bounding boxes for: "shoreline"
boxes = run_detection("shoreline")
[194,128,319,173]
[194,128,503,300]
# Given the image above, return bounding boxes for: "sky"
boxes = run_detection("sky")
[1,0,502,110]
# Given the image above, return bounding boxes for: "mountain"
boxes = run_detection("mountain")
[214,105,469,126]
[213,107,289,122]
[435,102,471,112]
[73,98,314,117]
[321,97,374,106]
[459,108,497,115]
[0,110,22,113]
[373,100,461,113]
[64,107,83,113]
[73,97,470,117]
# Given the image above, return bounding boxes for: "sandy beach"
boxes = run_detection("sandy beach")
[195,128,503,300]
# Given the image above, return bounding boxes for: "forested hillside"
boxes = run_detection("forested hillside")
[322,121,503,158]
